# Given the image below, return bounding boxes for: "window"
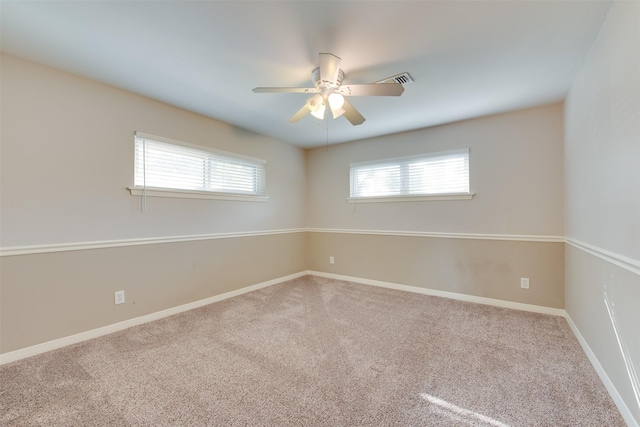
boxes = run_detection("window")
[130,133,266,201]
[349,149,472,202]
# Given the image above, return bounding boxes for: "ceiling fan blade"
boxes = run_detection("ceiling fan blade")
[318,53,341,83]
[342,99,365,126]
[339,83,404,96]
[288,104,311,123]
[253,87,319,94]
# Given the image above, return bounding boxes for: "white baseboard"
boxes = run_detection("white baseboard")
[0,271,307,366]
[306,270,566,317]
[564,314,640,427]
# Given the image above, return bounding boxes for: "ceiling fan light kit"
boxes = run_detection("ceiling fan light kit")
[307,94,326,119]
[253,53,406,126]
[328,92,345,118]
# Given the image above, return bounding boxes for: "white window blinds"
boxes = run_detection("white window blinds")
[134,134,266,197]
[350,149,469,198]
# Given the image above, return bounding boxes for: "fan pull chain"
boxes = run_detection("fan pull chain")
[326,116,329,153]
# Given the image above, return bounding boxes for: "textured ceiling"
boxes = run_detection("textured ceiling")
[1,1,611,148]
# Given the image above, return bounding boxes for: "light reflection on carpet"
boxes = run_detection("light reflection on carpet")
[420,393,510,427]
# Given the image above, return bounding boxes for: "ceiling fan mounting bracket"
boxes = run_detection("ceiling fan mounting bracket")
[312,67,344,91]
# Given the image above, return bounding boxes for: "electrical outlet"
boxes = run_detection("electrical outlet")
[520,278,530,289]
[114,290,125,305]
[329,256,335,264]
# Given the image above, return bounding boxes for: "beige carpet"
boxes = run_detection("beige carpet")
[0,275,625,426]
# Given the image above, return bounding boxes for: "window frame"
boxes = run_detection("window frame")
[128,132,268,202]
[348,149,474,203]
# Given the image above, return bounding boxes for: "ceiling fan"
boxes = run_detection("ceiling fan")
[252,53,406,126]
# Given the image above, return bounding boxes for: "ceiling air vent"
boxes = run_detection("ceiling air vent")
[376,72,414,87]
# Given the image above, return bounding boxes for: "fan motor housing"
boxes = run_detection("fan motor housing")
[312,67,344,89]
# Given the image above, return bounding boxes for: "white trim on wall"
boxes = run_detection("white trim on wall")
[346,193,474,203]
[566,238,640,277]
[0,229,306,257]
[5,230,638,280]
[0,228,562,257]
[308,270,566,317]
[128,187,269,202]
[307,228,564,243]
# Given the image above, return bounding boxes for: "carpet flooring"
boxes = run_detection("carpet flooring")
[0,275,626,426]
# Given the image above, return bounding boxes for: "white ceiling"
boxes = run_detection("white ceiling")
[1,1,611,148]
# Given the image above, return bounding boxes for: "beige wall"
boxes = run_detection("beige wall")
[1,233,307,354]
[306,103,564,236]
[565,245,640,422]
[305,104,565,309]
[1,56,566,356]
[564,1,640,261]
[564,1,640,424]
[1,54,305,248]
[308,232,564,308]
[0,54,307,355]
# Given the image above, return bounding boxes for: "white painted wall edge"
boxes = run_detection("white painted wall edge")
[307,270,567,317]
[566,238,640,277]
[0,271,308,365]
[565,314,640,427]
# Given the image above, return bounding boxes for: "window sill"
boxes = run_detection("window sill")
[346,193,474,203]
[128,187,269,202]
